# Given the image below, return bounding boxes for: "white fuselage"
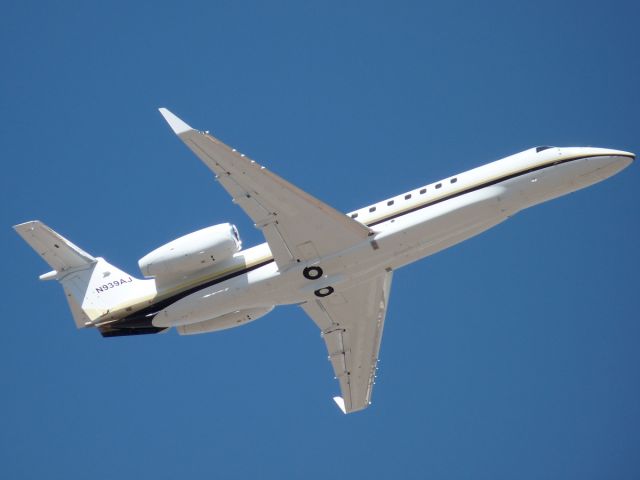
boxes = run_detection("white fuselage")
[150,146,633,329]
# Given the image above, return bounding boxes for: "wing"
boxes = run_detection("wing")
[159,108,372,270]
[301,270,393,414]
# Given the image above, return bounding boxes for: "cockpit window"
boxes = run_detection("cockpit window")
[535,146,554,153]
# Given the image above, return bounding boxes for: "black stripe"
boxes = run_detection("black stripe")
[366,154,631,227]
[99,325,167,337]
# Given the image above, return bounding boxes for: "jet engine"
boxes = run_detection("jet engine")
[176,306,275,335]
[138,223,241,278]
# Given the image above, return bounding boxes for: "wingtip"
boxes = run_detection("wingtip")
[333,396,347,414]
[158,107,193,135]
[13,220,39,231]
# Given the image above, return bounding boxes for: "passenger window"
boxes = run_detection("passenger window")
[369,206,376,212]
[450,178,457,184]
[405,194,411,200]
[387,200,394,206]
[420,188,426,194]
[435,183,442,189]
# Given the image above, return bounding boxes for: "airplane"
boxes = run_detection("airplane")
[14,108,634,414]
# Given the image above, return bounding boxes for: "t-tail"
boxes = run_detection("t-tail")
[13,221,156,328]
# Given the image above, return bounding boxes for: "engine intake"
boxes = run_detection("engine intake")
[139,223,241,278]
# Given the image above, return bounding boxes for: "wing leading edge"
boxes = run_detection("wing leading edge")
[159,108,372,270]
[301,270,393,413]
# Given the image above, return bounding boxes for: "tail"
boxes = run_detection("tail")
[14,221,155,327]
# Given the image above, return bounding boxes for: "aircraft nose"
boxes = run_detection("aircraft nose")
[580,148,635,180]
[608,149,635,171]
[562,147,635,170]
[604,148,635,161]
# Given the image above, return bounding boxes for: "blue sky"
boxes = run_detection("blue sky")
[2,1,639,478]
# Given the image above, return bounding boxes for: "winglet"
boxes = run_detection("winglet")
[158,108,193,135]
[333,396,347,414]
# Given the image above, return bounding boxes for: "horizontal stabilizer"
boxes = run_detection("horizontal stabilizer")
[14,221,96,275]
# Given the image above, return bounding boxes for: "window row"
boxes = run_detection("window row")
[349,177,458,219]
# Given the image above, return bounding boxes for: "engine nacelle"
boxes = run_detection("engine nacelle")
[138,223,241,278]
[176,306,274,335]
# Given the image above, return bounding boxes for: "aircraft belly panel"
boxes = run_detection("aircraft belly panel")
[374,186,507,260]
[517,155,631,208]
[153,261,280,328]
